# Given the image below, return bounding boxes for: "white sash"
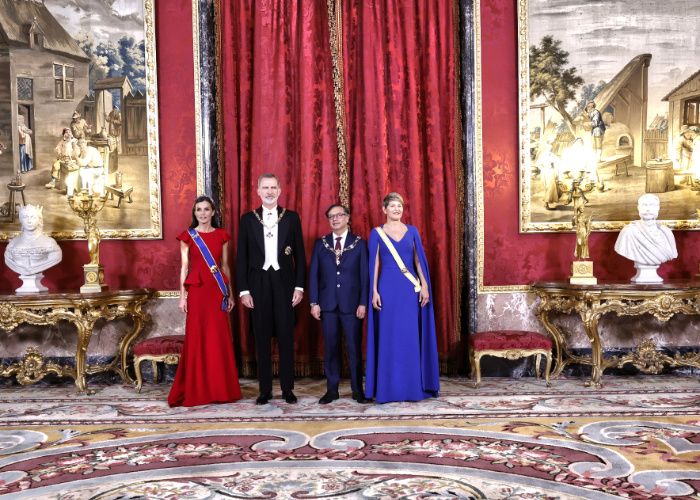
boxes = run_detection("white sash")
[375,228,421,292]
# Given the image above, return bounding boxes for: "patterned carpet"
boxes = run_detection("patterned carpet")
[1,375,699,499]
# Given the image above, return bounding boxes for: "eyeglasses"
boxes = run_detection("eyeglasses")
[327,213,348,220]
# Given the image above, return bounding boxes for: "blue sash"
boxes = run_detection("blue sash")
[188,228,229,311]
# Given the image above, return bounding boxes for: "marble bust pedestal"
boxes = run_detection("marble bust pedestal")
[16,274,49,293]
[631,263,663,284]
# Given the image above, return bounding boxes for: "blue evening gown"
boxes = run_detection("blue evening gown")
[365,225,440,403]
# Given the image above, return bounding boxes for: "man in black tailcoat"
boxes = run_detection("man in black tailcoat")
[237,173,306,404]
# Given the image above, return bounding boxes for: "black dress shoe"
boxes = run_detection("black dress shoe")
[318,392,339,404]
[352,392,370,404]
[282,390,297,404]
[256,393,272,405]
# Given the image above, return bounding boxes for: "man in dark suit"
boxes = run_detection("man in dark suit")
[237,173,306,404]
[308,203,369,404]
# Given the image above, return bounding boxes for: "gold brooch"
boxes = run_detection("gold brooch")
[284,246,292,255]
[210,265,219,274]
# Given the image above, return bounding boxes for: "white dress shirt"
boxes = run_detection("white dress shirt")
[262,207,280,271]
[332,229,348,251]
[240,206,303,297]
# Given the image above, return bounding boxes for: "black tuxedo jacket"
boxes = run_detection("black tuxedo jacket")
[236,207,306,293]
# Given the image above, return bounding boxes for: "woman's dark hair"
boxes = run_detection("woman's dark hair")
[190,195,221,228]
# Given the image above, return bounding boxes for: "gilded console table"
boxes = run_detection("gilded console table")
[0,288,154,393]
[532,281,700,388]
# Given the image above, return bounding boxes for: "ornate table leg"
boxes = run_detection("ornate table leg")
[536,308,568,379]
[116,307,150,385]
[74,316,97,394]
[580,310,604,388]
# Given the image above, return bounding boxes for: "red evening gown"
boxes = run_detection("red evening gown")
[168,228,241,406]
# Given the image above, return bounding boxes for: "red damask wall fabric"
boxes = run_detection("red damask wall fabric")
[0,0,196,292]
[220,0,462,371]
[481,0,700,286]
[341,0,462,366]
[219,0,340,371]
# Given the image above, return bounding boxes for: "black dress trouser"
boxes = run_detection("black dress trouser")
[249,268,295,394]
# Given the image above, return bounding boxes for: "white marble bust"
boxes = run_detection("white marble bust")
[4,205,62,293]
[614,194,677,283]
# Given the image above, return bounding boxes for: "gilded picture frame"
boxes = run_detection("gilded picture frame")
[0,0,161,240]
[518,0,700,232]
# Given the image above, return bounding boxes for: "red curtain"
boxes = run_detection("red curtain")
[341,0,462,370]
[219,0,340,375]
[219,0,462,374]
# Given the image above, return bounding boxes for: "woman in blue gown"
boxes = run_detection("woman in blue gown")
[365,192,440,403]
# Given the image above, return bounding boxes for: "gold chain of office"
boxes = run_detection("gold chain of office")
[322,234,362,264]
[254,208,286,230]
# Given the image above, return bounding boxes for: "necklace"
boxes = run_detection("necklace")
[254,208,286,238]
[323,234,362,265]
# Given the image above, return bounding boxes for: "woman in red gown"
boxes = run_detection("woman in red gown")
[168,196,241,406]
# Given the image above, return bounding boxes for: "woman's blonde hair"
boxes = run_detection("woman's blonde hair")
[382,192,404,208]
